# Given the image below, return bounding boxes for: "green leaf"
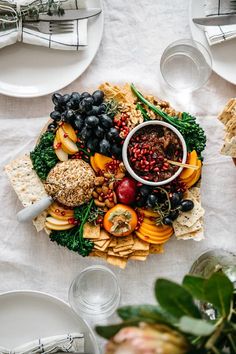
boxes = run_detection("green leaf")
[117,304,177,325]
[178,316,215,336]
[183,275,206,301]
[155,279,201,319]
[95,320,139,339]
[204,272,234,318]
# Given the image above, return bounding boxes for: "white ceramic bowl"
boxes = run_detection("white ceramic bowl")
[122,120,187,186]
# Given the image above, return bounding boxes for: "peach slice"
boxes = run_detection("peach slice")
[48,210,73,221]
[58,127,78,154]
[62,123,77,143]
[185,160,202,188]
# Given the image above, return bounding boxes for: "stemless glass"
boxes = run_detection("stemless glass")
[160,39,212,92]
[189,249,236,320]
[69,265,120,319]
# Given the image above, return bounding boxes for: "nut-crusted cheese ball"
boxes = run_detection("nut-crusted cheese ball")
[45,159,95,207]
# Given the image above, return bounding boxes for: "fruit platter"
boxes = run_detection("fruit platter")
[5,83,206,269]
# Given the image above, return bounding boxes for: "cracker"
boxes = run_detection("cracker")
[221,136,236,157]
[109,237,117,247]
[119,250,133,256]
[4,155,48,231]
[94,239,108,248]
[99,229,111,240]
[187,187,201,202]
[107,256,127,269]
[173,218,203,237]
[132,237,149,251]
[113,245,133,252]
[177,227,205,241]
[218,98,236,124]
[116,235,134,247]
[176,198,204,227]
[132,250,149,256]
[94,251,107,259]
[83,223,100,239]
[94,239,110,251]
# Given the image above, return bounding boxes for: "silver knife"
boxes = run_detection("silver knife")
[25,8,102,22]
[193,14,236,26]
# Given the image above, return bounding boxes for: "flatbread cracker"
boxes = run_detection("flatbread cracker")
[99,230,111,240]
[119,250,133,256]
[177,227,205,241]
[218,98,236,125]
[109,238,117,247]
[4,155,48,231]
[173,218,203,237]
[116,235,134,247]
[221,136,236,157]
[176,198,204,228]
[83,223,100,239]
[187,187,201,202]
[107,256,127,269]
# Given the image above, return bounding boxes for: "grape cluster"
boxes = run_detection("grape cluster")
[48,90,122,158]
[136,186,194,225]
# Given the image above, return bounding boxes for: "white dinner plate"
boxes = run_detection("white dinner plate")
[0,0,103,98]
[189,0,236,85]
[0,290,99,352]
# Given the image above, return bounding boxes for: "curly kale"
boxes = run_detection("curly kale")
[131,84,206,157]
[50,200,94,257]
[30,131,58,180]
[50,227,94,257]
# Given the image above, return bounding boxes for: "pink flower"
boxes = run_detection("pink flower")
[105,323,189,354]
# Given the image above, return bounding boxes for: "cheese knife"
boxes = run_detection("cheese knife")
[24,8,102,22]
[193,14,236,26]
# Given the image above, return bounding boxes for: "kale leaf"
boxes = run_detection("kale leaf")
[30,131,58,181]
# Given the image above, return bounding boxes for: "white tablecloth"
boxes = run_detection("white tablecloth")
[0,0,236,351]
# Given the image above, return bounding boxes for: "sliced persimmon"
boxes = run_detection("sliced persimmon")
[180,150,198,180]
[93,153,113,171]
[90,156,99,172]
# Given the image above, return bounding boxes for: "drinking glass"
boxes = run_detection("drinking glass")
[69,265,120,319]
[160,39,212,92]
[189,249,236,319]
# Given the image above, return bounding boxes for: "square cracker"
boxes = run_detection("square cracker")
[99,229,111,240]
[94,239,108,248]
[132,238,149,251]
[176,198,204,228]
[107,256,127,269]
[116,235,134,247]
[94,239,110,251]
[83,223,100,239]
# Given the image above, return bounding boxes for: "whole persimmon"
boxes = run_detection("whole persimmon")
[103,204,138,237]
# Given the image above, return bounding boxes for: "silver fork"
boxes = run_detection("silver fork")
[24,21,74,34]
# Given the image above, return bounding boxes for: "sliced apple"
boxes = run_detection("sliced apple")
[46,216,71,226]
[48,210,73,221]
[45,221,75,231]
[53,135,68,162]
[58,127,78,154]
[62,123,77,143]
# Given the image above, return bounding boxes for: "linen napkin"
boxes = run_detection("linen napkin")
[0,333,84,354]
[0,0,88,51]
[204,0,236,45]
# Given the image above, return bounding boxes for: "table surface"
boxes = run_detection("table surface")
[1,0,236,350]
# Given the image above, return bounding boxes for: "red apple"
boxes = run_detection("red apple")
[116,177,137,205]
